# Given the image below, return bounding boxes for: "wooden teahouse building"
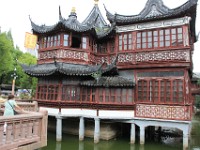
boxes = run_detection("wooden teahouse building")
[22,0,199,148]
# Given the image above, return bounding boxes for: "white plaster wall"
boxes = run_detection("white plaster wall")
[61,108,97,117]
[99,110,135,119]
[40,107,59,116]
[40,107,135,119]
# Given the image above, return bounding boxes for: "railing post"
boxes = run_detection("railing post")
[33,101,38,112]
[39,109,48,147]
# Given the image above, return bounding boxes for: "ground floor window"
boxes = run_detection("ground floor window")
[81,87,134,104]
[36,84,134,104]
[137,79,184,103]
[36,84,59,100]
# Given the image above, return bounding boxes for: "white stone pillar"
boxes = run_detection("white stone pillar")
[183,128,189,150]
[130,123,135,144]
[56,114,62,142]
[79,117,85,141]
[94,118,100,143]
[140,126,145,145]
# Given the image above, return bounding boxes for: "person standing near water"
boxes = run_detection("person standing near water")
[3,94,23,116]
[3,94,23,133]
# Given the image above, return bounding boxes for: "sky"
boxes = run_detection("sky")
[0,0,199,72]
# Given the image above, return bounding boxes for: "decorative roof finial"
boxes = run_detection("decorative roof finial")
[71,7,76,13]
[94,0,99,5]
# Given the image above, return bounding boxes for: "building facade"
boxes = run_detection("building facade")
[22,0,199,148]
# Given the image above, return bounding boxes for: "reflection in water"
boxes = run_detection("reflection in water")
[55,142,61,150]
[130,144,135,150]
[94,144,98,150]
[139,145,144,150]
[41,114,200,150]
[40,132,200,150]
[79,141,84,150]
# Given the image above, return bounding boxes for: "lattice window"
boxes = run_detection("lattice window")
[97,43,107,54]
[137,78,184,104]
[37,85,47,100]
[136,27,183,50]
[118,33,132,51]
[172,80,183,103]
[63,34,69,46]
[62,86,80,101]
[53,35,60,47]
[110,40,115,53]
[82,37,87,49]
[39,37,47,49]
[47,85,59,100]
[37,85,58,100]
[95,88,134,104]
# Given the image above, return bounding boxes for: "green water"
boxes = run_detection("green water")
[40,115,200,150]
[41,129,200,150]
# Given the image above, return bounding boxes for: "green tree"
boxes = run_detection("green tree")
[0,30,37,98]
[0,32,14,85]
[195,79,200,109]
[17,52,37,97]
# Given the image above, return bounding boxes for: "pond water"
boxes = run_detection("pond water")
[40,113,200,150]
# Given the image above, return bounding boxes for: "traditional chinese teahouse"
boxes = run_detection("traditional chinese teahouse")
[22,0,199,148]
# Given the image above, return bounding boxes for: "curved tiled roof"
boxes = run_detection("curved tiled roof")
[30,4,114,39]
[81,76,135,87]
[30,12,94,34]
[105,0,198,24]
[21,61,118,77]
[82,4,108,27]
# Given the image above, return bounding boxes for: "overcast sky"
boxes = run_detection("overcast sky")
[0,0,199,72]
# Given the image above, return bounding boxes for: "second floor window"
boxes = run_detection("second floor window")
[136,27,183,49]
[39,35,61,49]
[97,43,107,54]
[118,33,132,51]
[64,34,69,46]
[82,37,87,49]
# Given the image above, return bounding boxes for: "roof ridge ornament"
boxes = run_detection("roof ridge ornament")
[145,4,162,18]
[68,7,77,18]
[59,6,63,20]
[71,7,76,13]
[94,0,99,5]
[140,0,169,18]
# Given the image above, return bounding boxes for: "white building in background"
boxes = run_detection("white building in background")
[26,48,38,58]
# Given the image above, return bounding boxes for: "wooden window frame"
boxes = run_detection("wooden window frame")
[63,34,69,47]
[118,33,133,51]
[82,36,87,49]
[136,27,183,50]
[62,85,80,102]
[137,78,184,104]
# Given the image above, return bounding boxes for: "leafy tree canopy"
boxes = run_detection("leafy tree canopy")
[0,31,37,98]
[0,32,14,79]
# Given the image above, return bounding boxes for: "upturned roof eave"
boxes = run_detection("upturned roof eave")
[105,0,198,25]
[21,61,118,77]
